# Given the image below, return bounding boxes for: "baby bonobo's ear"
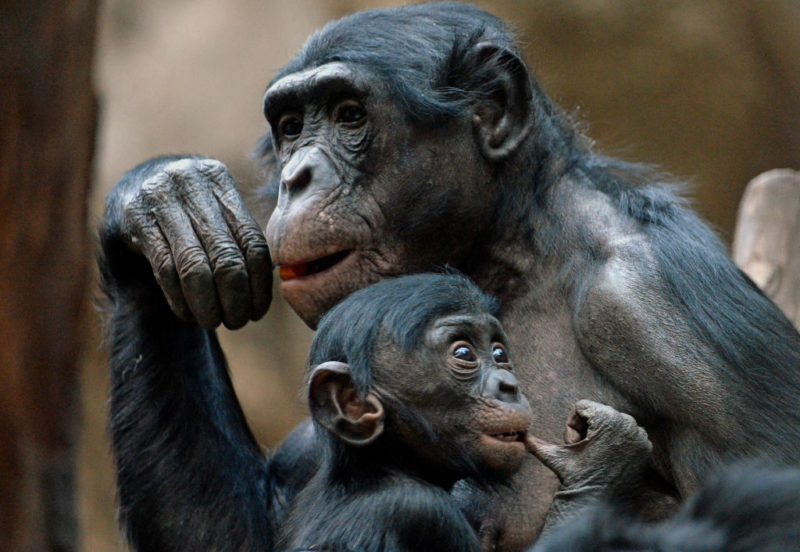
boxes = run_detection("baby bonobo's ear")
[308,361,385,446]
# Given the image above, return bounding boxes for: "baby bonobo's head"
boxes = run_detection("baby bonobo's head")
[307,273,532,484]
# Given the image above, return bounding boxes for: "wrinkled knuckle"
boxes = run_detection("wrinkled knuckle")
[236,221,266,241]
[198,158,230,181]
[122,189,147,217]
[164,157,203,177]
[176,248,211,279]
[212,250,247,277]
[244,240,270,263]
[120,203,149,239]
[141,172,172,195]
[153,250,176,278]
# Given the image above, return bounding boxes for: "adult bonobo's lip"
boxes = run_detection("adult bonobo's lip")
[276,248,362,325]
[278,249,354,282]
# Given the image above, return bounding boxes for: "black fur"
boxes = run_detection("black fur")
[100,161,312,551]
[309,273,499,395]
[278,274,497,551]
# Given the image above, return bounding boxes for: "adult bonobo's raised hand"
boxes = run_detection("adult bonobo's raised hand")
[102,155,272,329]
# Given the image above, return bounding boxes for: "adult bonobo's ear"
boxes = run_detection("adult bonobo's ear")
[469,43,534,162]
[308,361,385,446]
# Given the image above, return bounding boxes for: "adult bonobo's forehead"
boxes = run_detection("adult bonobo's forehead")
[263,63,373,124]
[270,1,522,124]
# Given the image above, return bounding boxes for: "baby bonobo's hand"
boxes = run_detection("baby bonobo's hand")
[524,401,652,533]
[525,400,652,492]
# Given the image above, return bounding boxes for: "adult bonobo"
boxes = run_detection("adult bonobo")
[99,1,800,550]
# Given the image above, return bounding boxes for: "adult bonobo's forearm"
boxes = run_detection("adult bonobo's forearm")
[99,156,274,551]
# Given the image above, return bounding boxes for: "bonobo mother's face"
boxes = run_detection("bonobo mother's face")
[263,62,492,327]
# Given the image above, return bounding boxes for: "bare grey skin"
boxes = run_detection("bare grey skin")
[100,4,800,550]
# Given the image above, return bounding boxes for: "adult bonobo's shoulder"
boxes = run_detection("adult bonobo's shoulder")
[570,164,800,493]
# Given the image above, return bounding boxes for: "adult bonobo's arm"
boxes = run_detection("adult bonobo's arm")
[526,401,653,535]
[99,156,273,550]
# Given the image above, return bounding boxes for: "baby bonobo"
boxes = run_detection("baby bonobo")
[277,274,532,552]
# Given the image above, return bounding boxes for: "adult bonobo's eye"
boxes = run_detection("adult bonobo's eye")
[334,99,366,126]
[278,112,303,139]
[492,343,510,366]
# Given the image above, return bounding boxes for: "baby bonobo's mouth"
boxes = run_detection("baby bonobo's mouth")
[279,250,352,281]
[489,430,526,443]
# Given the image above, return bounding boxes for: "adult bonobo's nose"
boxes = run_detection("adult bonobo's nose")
[280,147,314,192]
[485,369,521,404]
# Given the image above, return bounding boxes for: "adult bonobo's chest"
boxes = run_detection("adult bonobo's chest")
[500,295,631,443]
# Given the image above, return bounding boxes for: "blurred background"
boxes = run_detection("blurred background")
[2,1,799,550]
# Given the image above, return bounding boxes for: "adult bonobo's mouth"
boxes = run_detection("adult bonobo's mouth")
[274,248,371,327]
[278,249,353,281]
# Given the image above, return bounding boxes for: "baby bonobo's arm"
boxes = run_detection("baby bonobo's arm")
[525,400,652,534]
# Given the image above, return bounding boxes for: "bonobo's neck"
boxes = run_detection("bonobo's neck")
[461,155,580,305]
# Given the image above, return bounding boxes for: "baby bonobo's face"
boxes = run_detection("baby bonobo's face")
[381,310,533,478]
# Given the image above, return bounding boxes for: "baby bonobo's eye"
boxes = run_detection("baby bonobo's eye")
[492,343,510,366]
[449,340,479,380]
[452,341,477,362]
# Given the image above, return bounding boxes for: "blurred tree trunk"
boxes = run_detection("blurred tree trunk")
[0,1,98,551]
[733,169,800,329]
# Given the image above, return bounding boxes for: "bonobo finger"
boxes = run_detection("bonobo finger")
[574,399,614,420]
[565,408,588,444]
[173,168,251,329]
[206,162,273,320]
[574,400,619,436]
[130,209,193,322]
[145,179,223,328]
[524,435,569,478]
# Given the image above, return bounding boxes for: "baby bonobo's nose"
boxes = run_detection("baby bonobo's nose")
[485,369,520,404]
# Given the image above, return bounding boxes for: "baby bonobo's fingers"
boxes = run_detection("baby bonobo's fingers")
[548,400,653,490]
[574,400,641,442]
[565,407,588,444]
[524,434,573,482]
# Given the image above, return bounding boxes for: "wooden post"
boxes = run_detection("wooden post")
[732,169,800,329]
[0,1,98,550]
